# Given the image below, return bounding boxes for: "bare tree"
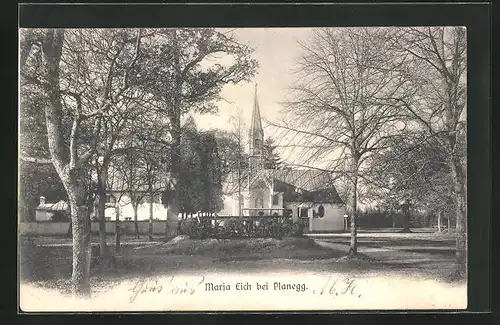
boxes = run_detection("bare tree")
[388,27,467,276]
[366,134,456,231]
[228,107,247,216]
[113,111,171,240]
[60,29,149,258]
[273,28,412,257]
[19,28,155,295]
[20,29,96,296]
[114,148,148,238]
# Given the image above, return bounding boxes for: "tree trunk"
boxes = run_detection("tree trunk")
[237,160,242,217]
[402,210,411,232]
[65,174,92,297]
[149,194,154,241]
[452,157,467,276]
[67,219,73,237]
[69,203,92,296]
[97,188,107,257]
[427,213,432,228]
[115,205,121,254]
[165,29,181,241]
[165,128,181,241]
[40,29,91,297]
[133,203,140,239]
[348,157,359,258]
[96,159,112,258]
[437,211,442,232]
[166,197,180,241]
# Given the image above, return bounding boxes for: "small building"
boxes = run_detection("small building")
[35,196,70,221]
[220,86,346,232]
[101,191,168,221]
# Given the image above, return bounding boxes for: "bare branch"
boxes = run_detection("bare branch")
[20,156,53,164]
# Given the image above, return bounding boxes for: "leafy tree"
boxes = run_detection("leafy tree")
[136,28,258,239]
[178,125,205,215]
[197,132,224,214]
[263,137,284,170]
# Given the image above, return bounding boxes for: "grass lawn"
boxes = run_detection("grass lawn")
[21,232,462,291]
[19,233,467,311]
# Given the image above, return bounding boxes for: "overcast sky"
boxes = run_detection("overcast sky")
[193,28,314,142]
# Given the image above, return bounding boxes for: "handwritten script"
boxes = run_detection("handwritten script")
[128,276,205,303]
[312,276,362,298]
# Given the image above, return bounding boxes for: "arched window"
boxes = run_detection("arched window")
[254,138,261,153]
[255,195,264,208]
[317,205,325,218]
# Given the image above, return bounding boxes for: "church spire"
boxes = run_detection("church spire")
[249,83,264,154]
[249,83,263,140]
[248,83,265,172]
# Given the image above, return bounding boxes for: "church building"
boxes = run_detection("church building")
[219,86,346,232]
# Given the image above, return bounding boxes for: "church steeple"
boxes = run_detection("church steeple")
[249,83,264,156]
[248,84,265,174]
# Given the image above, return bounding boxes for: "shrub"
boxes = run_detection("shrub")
[179,218,213,239]
[222,218,246,237]
[179,217,303,239]
[281,219,304,237]
[253,218,278,238]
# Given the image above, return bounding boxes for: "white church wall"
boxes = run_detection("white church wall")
[283,202,345,231]
[35,210,53,221]
[220,194,236,216]
[309,203,345,232]
[103,193,168,221]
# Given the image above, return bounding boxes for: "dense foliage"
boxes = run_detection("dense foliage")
[178,217,305,239]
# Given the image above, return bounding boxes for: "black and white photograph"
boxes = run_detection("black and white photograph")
[19,26,468,311]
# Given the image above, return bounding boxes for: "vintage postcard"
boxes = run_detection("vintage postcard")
[19,27,468,311]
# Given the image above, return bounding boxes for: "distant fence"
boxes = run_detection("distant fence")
[19,221,167,236]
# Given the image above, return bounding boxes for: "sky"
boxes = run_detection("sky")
[192,28,314,144]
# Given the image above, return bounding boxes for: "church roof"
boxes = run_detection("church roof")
[271,169,335,192]
[36,200,70,212]
[222,168,344,204]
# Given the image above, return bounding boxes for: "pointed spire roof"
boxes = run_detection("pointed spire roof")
[249,83,263,137]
